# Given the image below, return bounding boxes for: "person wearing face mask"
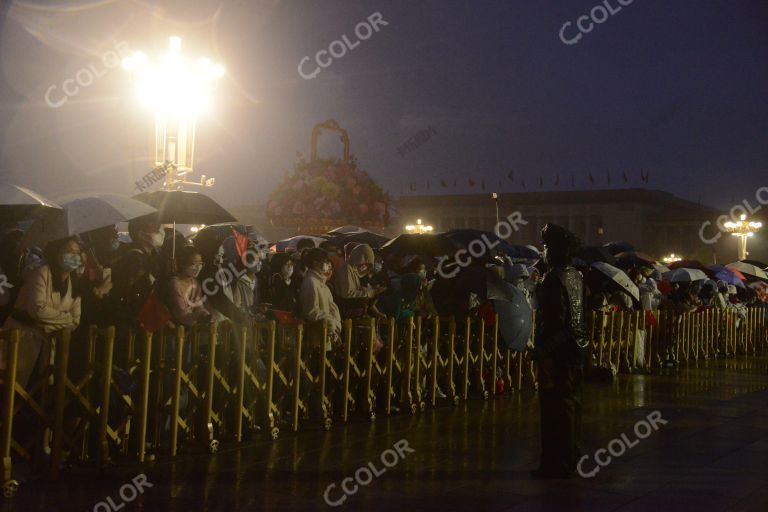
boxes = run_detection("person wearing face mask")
[505,261,532,306]
[165,246,210,326]
[219,235,262,318]
[108,214,168,329]
[75,227,117,325]
[400,256,437,318]
[2,237,82,387]
[523,266,541,311]
[299,248,342,350]
[334,244,386,319]
[267,252,298,316]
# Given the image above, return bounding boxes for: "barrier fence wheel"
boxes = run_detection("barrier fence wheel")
[410,403,418,415]
[369,411,376,422]
[452,396,460,406]
[2,480,19,498]
[209,440,220,454]
[419,401,426,412]
[270,427,280,440]
[323,418,332,431]
[482,390,489,400]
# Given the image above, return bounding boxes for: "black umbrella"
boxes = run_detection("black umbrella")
[0,184,62,223]
[613,251,657,270]
[381,233,457,258]
[134,190,236,258]
[327,230,390,249]
[577,245,616,265]
[133,190,236,225]
[741,259,768,270]
[603,241,635,256]
[191,223,265,243]
[442,229,539,260]
[431,267,532,351]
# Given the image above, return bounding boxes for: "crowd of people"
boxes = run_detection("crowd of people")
[1,214,767,386]
[1,213,767,480]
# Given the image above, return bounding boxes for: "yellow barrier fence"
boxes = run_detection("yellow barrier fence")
[0,306,766,496]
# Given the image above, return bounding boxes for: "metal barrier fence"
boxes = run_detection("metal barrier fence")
[0,307,765,497]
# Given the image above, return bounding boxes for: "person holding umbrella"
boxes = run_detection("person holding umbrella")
[529,223,587,479]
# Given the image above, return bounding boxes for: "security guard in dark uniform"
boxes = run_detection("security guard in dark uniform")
[530,223,587,479]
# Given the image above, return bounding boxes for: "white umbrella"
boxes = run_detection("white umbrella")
[662,268,708,283]
[327,225,367,235]
[653,263,671,274]
[591,261,639,301]
[726,261,767,280]
[272,235,328,252]
[23,194,157,247]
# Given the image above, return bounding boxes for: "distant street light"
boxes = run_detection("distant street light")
[405,218,433,234]
[723,214,762,260]
[662,253,682,264]
[491,192,500,226]
[123,36,224,190]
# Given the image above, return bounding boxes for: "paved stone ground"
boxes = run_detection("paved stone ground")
[7,355,768,512]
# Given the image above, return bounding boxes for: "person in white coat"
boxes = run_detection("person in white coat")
[300,248,341,350]
[2,237,82,387]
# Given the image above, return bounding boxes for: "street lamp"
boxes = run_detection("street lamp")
[123,36,224,190]
[491,192,500,226]
[405,218,433,234]
[723,214,763,260]
[662,253,682,264]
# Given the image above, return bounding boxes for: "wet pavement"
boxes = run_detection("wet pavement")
[8,355,768,512]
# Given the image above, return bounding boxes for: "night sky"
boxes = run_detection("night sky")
[0,0,766,213]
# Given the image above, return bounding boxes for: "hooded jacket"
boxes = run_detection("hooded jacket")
[334,244,375,299]
[300,268,341,336]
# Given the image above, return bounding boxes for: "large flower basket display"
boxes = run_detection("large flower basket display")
[266,120,391,233]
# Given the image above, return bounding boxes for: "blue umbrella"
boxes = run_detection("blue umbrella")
[709,264,746,288]
[485,270,532,352]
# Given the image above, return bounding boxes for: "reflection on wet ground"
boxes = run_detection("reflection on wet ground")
[10,356,768,511]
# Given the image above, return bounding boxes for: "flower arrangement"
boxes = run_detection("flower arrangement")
[267,155,390,230]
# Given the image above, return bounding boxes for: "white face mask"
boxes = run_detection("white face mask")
[282,265,294,279]
[184,263,202,278]
[246,259,261,273]
[149,229,165,249]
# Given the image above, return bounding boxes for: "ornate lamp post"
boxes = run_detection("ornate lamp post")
[724,214,763,260]
[123,36,224,190]
[405,218,433,234]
